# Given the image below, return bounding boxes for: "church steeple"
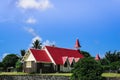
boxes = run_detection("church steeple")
[95,54,100,61]
[74,39,81,49]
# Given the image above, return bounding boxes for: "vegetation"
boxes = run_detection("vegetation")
[0,62,3,72]
[2,54,19,71]
[0,62,3,67]
[105,51,120,63]
[20,49,26,57]
[0,72,71,76]
[99,51,120,73]
[71,57,103,80]
[81,51,91,57]
[15,59,22,72]
[0,72,28,75]
[1,72,120,78]
[32,39,42,49]
[102,73,120,77]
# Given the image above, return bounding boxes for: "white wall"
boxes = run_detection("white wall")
[60,65,72,72]
[25,53,36,62]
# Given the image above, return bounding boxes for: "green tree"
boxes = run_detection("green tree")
[20,49,26,57]
[15,59,22,72]
[32,39,42,49]
[109,61,120,73]
[116,52,120,61]
[0,62,3,72]
[2,54,19,70]
[100,58,110,66]
[105,51,120,63]
[99,58,110,72]
[0,62,3,67]
[81,51,91,57]
[71,57,103,80]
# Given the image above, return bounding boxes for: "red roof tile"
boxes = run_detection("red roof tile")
[45,46,84,65]
[30,49,52,63]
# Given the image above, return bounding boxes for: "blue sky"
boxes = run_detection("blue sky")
[0,0,120,60]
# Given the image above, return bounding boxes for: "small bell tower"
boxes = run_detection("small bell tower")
[74,39,81,50]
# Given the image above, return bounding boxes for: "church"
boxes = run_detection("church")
[22,39,84,73]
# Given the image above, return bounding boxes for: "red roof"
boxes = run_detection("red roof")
[45,46,84,65]
[30,49,52,63]
[95,54,100,61]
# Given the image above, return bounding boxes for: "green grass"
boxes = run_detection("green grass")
[0,72,28,75]
[1,72,120,77]
[102,73,120,77]
[0,72,72,76]
[41,73,72,76]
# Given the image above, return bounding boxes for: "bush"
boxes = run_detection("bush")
[71,57,103,80]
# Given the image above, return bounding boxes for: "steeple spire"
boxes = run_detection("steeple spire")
[95,54,100,61]
[74,39,81,49]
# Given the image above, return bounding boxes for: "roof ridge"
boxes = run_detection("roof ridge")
[45,46,77,51]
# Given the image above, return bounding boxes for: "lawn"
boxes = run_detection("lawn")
[102,73,120,77]
[42,73,72,76]
[1,72,120,77]
[0,72,28,75]
[0,72,72,76]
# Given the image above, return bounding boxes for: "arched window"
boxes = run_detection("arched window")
[64,61,68,67]
[71,62,74,67]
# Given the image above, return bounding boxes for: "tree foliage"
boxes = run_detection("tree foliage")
[0,62,3,67]
[20,49,26,57]
[15,59,22,72]
[100,51,120,73]
[32,39,42,49]
[100,58,110,66]
[2,54,19,69]
[110,61,120,71]
[81,51,91,57]
[105,51,120,63]
[71,57,103,80]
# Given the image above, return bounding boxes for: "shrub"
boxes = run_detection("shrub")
[71,57,103,80]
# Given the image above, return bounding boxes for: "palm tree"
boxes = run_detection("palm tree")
[32,39,42,49]
[20,50,26,57]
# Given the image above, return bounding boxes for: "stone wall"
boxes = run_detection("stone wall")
[0,75,120,80]
[0,75,70,80]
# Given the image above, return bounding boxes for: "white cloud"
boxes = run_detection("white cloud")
[32,36,42,42]
[43,40,55,46]
[24,27,55,48]
[26,17,37,24]
[16,0,53,11]
[24,27,38,36]
[24,27,42,48]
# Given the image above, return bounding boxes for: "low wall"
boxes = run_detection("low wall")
[0,75,70,80]
[0,75,120,80]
